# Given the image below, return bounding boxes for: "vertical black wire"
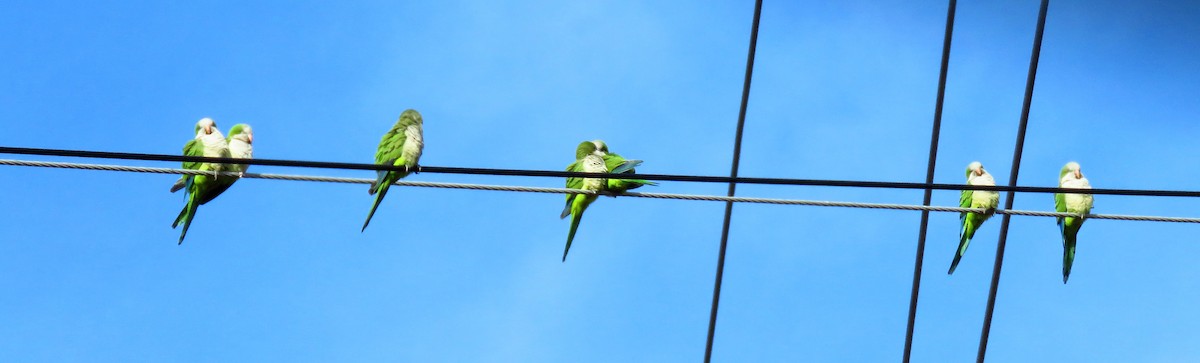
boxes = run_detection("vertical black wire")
[976,1,1049,361]
[902,1,957,362]
[704,0,762,361]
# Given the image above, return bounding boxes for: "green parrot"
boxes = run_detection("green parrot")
[948,161,1000,274]
[171,118,231,245]
[171,123,253,205]
[590,139,656,193]
[362,109,424,232]
[1055,161,1093,283]
[559,141,608,261]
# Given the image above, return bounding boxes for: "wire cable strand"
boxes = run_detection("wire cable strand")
[2,158,1197,224]
[705,1,762,361]
[978,1,1049,362]
[905,2,957,361]
[4,146,1200,197]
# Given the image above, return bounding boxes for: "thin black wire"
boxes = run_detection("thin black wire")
[903,1,956,362]
[704,1,762,361]
[2,146,1198,197]
[977,1,1049,362]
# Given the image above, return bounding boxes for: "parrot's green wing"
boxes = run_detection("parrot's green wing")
[604,153,636,173]
[1054,191,1067,233]
[959,189,973,209]
[182,139,204,170]
[561,161,585,218]
[601,153,656,193]
[169,139,206,193]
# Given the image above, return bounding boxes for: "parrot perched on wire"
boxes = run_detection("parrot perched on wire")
[1055,161,1093,283]
[560,141,609,261]
[948,161,999,274]
[171,118,231,245]
[362,109,424,232]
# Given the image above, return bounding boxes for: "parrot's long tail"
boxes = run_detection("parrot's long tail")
[948,234,971,275]
[361,182,391,232]
[1062,232,1077,284]
[172,192,200,245]
[948,216,976,275]
[563,197,586,262]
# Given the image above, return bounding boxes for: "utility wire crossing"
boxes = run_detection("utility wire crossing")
[3,158,1198,224]
[3,146,1200,197]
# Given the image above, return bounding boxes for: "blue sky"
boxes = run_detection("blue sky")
[1,0,1198,361]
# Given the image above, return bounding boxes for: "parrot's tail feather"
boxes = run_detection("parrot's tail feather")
[947,255,962,275]
[1062,231,1077,284]
[183,175,195,194]
[169,177,186,193]
[176,194,200,245]
[948,232,971,275]
[172,206,186,228]
[563,207,585,262]
[368,170,390,196]
[361,183,391,232]
[559,195,575,219]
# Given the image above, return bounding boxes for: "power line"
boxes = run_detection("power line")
[705,0,762,361]
[905,1,957,361]
[2,145,1199,198]
[978,1,1049,362]
[3,158,1198,224]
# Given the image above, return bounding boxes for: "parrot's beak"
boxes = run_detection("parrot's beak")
[1074,169,1082,179]
[247,133,253,144]
[204,125,214,134]
[975,168,984,176]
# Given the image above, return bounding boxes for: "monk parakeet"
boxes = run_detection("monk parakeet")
[559,141,608,261]
[1055,161,1093,283]
[948,161,1000,274]
[590,139,656,194]
[171,123,253,205]
[362,109,424,232]
[171,118,231,244]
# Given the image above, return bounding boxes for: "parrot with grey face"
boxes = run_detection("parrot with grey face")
[171,118,230,245]
[1055,161,1093,283]
[948,161,999,274]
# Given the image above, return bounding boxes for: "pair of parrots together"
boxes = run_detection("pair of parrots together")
[170,118,254,245]
[949,161,1095,283]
